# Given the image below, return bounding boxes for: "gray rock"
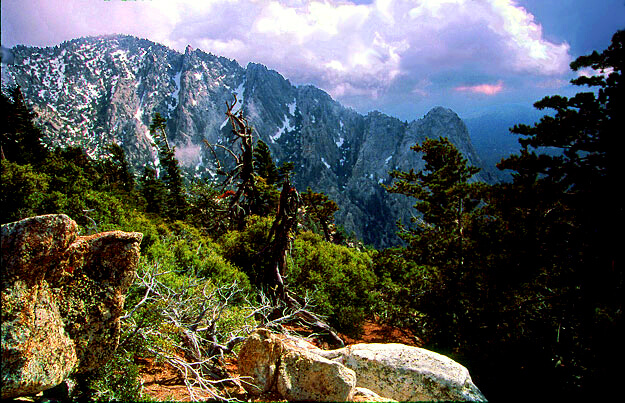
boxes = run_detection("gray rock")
[238,330,487,402]
[319,343,487,402]
[238,329,356,401]
[277,348,357,401]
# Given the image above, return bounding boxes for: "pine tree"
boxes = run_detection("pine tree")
[0,86,48,164]
[491,30,624,398]
[149,113,187,220]
[139,166,167,215]
[384,137,482,264]
[253,139,279,186]
[302,188,339,242]
[383,136,484,345]
[102,143,134,193]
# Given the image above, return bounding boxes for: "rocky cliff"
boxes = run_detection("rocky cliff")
[2,35,496,247]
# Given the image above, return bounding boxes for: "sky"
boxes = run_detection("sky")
[1,0,624,120]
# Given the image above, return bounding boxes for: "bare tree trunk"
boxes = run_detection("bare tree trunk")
[266,177,344,347]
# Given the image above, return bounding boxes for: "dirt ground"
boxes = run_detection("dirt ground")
[138,320,421,401]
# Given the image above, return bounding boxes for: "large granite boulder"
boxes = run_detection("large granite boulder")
[239,330,486,402]
[1,214,142,399]
[319,343,487,402]
[238,328,357,401]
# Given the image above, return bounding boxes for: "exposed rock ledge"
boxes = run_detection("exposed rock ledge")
[1,214,142,399]
[239,329,487,402]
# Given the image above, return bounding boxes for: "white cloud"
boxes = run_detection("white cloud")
[488,0,570,74]
[162,0,570,99]
[3,0,573,105]
[174,143,202,167]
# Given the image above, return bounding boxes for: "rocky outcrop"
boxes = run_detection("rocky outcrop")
[319,343,487,402]
[238,329,357,401]
[238,329,486,402]
[1,214,142,399]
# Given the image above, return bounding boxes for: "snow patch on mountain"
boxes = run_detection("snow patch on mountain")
[287,99,297,116]
[271,114,294,142]
[321,157,331,169]
[171,68,182,111]
[232,79,245,113]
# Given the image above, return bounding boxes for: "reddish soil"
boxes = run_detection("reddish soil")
[138,357,205,402]
[138,320,421,401]
[341,319,422,347]
[138,356,247,402]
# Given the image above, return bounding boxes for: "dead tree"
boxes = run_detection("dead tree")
[266,176,300,299]
[203,95,262,230]
[264,176,344,346]
[120,261,339,400]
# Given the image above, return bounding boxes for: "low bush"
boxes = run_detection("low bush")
[289,231,378,337]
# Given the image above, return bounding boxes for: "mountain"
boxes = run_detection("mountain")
[2,34,496,247]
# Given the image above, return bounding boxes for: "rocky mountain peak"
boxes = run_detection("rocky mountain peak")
[2,35,495,247]
[425,105,456,117]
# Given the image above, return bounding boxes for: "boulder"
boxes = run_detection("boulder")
[1,214,142,399]
[319,343,487,402]
[238,329,356,401]
[238,330,487,402]
[236,329,286,395]
[277,348,357,401]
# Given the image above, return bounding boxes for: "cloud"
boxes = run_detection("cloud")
[157,0,570,99]
[535,78,569,89]
[1,46,15,64]
[487,0,571,75]
[455,81,504,95]
[576,66,614,79]
[174,143,203,167]
[2,0,573,111]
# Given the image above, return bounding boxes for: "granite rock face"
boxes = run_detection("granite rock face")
[238,330,487,402]
[1,214,142,399]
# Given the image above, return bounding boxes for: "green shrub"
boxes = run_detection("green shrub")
[219,215,275,286]
[73,349,144,402]
[289,231,378,336]
[372,248,431,336]
[143,221,250,288]
[0,160,50,223]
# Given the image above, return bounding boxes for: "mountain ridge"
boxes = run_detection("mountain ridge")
[2,34,496,247]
